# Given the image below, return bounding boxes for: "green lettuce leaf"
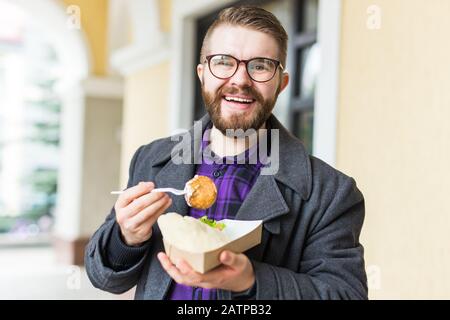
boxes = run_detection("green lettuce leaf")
[199,215,226,231]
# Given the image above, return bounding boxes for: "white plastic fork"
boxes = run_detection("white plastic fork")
[110,187,187,196]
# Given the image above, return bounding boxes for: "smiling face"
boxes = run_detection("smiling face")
[197,24,289,135]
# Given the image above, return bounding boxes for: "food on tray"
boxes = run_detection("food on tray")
[157,212,230,252]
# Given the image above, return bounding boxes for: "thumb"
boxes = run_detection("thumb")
[220,250,239,267]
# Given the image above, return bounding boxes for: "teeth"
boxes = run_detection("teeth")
[224,96,253,103]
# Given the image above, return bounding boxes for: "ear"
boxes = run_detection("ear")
[278,72,290,93]
[197,64,204,85]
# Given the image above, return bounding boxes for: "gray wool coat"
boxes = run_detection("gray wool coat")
[84,113,368,300]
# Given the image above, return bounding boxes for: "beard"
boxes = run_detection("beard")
[201,83,280,136]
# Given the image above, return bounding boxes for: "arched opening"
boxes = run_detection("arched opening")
[0,0,90,244]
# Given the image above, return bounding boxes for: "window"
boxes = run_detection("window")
[288,0,319,154]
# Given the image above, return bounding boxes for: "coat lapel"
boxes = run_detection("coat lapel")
[235,114,312,234]
[235,174,289,234]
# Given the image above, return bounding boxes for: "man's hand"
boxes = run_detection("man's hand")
[157,250,255,292]
[115,182,172,246]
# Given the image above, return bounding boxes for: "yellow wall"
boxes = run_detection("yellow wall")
[120,62,171,187]
[158,0,172,33]
[338,0,450,299]
[62,0,109,75]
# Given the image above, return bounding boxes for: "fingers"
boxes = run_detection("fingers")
[220,250,243,268]
[158,253,204,286]
[128,194,172,227]
[116,182,154,209]
[115,182,173,247]
[176,259,202,282]
[158,252,248,290]
[158,252,186,285]
[124,190,167,217]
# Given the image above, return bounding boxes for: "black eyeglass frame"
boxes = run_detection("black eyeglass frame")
[205,54,284,83]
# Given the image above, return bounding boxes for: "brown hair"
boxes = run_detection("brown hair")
[200,6,288,67]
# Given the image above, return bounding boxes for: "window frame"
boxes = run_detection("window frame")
[287,0,319,154]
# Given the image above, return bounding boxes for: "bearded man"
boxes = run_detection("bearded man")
[85,6,368,300]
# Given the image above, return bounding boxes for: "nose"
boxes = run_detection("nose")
[230,61,253,87]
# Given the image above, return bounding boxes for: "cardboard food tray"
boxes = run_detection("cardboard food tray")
[162,219,263,274]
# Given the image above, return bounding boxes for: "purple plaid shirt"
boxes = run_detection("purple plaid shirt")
[167,122,265,300]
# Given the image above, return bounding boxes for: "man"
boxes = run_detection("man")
[85,6,368,300]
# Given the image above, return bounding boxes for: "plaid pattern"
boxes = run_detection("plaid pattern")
[167,122,264,300]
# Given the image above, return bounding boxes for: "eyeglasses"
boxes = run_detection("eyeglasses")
[205,54,284,83]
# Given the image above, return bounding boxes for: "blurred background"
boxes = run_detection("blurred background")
[0,0,448,299]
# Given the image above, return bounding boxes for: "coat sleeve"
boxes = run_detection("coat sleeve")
[84,145,151,294]
[252,177,368,300]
